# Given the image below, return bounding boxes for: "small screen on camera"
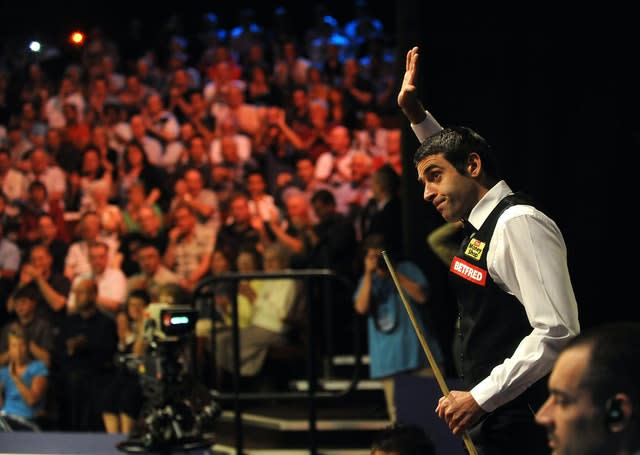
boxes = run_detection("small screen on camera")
[160,307,197,336]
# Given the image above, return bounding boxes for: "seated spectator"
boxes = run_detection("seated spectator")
[353,110,392,161]
[0,191,20,243]
[79,180,121,237]
[314,125,357,187]
[208,116,251,165]
[195,247,235,386]
[67,241,127,317]
[29,214,69,274]
[0,323,48,428]
[7,245,70,330]
[16,181,66,249]
[1,287,54,368]
[209,163,245,222]
[216,193,263,264]
[119,205,169,277]
[246,171,278,224]
[260,191,313,269]
[127,243,181,300]
[232,247,262,329]
[64,211,118,281]
[77,145,113,211]
[118,140,166,211]
[164,204,215,291]
[0,222,21,305]
[215,242,299,381]
[0,147,27,206]
[174,168,220,229]
[173,135,213,191]
[23,148,66,203]
[308,189,357,280]
[121,182,163,234]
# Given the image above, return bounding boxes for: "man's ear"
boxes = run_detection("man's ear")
[466,152,482,177]
[606,393,633,432]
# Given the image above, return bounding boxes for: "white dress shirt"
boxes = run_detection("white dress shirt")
[412,113,580,412]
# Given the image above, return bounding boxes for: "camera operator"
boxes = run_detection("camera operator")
[101,290,149,434]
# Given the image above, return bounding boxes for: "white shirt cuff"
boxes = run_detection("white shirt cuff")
[411,110,443,143]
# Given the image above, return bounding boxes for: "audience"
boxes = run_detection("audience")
[0,8,510,439]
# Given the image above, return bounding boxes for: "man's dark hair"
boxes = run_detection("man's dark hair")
[12,286,40,304]
[128,289,151,306]
[413,126,501,181]
[311,189,336,206]
[566,322,640,410]
[370,423,435,455]
[28,180,48,195]
[373,163,400,196]
[157,283,192,306]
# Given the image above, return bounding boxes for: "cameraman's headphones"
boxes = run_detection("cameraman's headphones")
[605,397,625,427]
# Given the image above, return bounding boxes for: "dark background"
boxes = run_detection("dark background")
[1,1,638,361]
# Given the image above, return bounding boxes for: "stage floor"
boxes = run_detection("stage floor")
[0,432,215,454]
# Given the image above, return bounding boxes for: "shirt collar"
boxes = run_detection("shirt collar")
[467,180,512,232]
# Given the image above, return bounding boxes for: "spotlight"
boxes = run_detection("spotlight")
[69,31,85,46]
[28,41,41,53]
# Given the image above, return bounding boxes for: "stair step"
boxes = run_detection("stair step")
[291,379,383,392]
[212,397,389,452]
[331,355,369,366]
[213,447,369,454]
[220,410,389,431]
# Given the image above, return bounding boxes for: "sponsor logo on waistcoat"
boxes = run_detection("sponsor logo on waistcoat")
[464,238,486,261]
[450,256,487,286]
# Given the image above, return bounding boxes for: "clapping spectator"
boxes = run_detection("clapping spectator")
[0,323,48,429]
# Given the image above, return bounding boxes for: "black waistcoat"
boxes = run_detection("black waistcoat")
[449,193,533,390]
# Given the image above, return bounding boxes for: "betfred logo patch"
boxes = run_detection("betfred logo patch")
[464,238,486,261]
[450,257,487,286]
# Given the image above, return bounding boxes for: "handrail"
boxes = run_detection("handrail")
[192,268,362,455]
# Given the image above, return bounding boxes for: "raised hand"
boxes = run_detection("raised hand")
[397,46,427,125]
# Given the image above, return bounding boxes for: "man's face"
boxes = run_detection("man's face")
[38,216,57,241]
[415,153,476,223]
[89,246,109,274]
[138,208,158,234]
[174,208,195,233]
[30,247,51,273]
[535,345,609,455]
[230,197,250,224]
[15,298,36,322]
[74,280,97,311]
[138,246,160,275]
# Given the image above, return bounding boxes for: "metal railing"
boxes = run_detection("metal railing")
[192,268,362,455]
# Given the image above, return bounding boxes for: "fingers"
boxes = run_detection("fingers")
[407,48,419,85]
[436,395,468,434]
[436,395,447,418]
[405,46,419,71]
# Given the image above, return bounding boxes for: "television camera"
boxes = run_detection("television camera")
[116,304,219,454]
